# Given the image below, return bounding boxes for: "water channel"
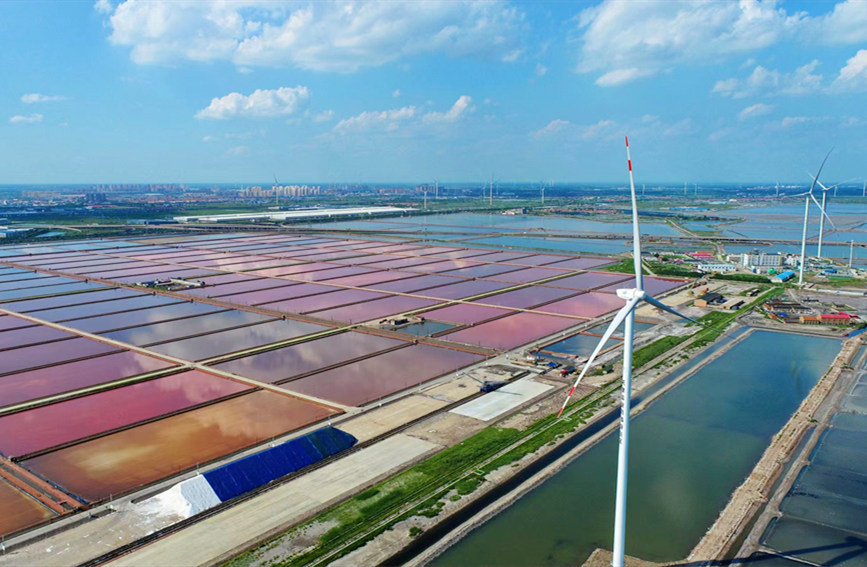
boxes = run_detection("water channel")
[427,330,840,566]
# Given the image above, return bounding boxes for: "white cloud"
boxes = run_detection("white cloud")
[93,0,112,15]
[576,0,806,86]
[312,110,334,123]
[21,93,66,104]
[830,49,867,92]
[226,145,249,155]
[101,1,524,72]
[535,63,548,77]
[815,0,867,44]
[738,102,775,120]
[9,114,43,124]
[713,60,823,98]
[708,127,736,141]
[202,135,218,142]
[532,119,570,138]
[196,86,310,120]
[532,115,694,141]
[392,89,401,98]
[595,68,655,87]
[422,95,473,124]
[778,115,836,127]
[531,118,618,141]
[332,95,473,134]
[334,106,417,133]
[501,49,523,63]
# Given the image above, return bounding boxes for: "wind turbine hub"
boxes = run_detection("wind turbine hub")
[616,288,645,301]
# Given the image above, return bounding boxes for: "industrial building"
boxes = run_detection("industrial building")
[741,252,783,271]
[773,270,795,282]
[697,262,736,273]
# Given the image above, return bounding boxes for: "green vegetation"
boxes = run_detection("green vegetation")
[633,335,688,369]
[645,261,702,278]
[409,526,423,538]
[712,273,770,283]
[818,276,865,288]
[603,258,648,275]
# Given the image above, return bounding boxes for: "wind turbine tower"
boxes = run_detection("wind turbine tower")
[797,152,833,284]
[434,178,439,200]
[683,182,687,197]
[850,240,855,268]
[490,174,494,207]
[273,175,280,207]
[557,137,700,567]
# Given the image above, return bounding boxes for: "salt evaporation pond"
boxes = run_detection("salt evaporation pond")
[430,330,839,566]
[760,346,867,565]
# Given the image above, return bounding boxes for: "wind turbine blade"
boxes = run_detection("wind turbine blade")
[642,294,706,327]
[625,136,643,290]
[809,193,836,229]
[557,296,641,418]
[807,149,833,195]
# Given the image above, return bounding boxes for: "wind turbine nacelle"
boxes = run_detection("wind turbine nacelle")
[616,288,645,301]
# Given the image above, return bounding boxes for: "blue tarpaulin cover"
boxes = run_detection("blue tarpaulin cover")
[204,426,357,502]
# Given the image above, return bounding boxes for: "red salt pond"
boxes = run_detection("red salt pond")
[311,295,440,323]
[534,291,625,319]
[213,331,405,383]
[0,288,141,312]
[364,274,462,293]
[443,312,580,350]
[544,257,615,270]
[483,267,570,284]
[23,390,337,502]
[102,310,273,346]
[0,370,250,457]
[0,351,177,409]
[414,279,511,300]
[0,338,121,376]
[283,344,485,406]
[543,271,633,291]
[263,288,387,315]
[472,286,578,309]
[0,478,55,538]
[0,325,73,351]
[596,276,684,296]
[145,318,330,361]
[0,315,35,332]
[420,303,513,325]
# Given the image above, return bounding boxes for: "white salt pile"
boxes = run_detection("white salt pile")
[137,475,221,520]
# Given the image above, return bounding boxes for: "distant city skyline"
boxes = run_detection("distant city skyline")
[1,1,866,184]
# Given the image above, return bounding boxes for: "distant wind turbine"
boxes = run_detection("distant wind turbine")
[810,176,843,259]
[794,151,834,284]
[557,137,701,567]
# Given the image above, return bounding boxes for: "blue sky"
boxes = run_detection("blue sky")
[1,1,866,184]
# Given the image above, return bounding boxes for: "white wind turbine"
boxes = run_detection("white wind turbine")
[556,137,702,567]
[795,151,834,284]
[811,177,842,260]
